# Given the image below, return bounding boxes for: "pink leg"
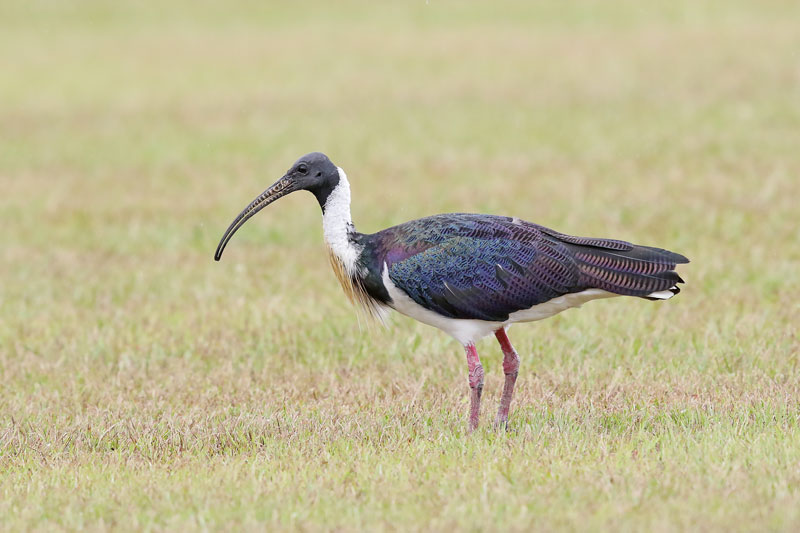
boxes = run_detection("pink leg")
[494,328,520,427]
[464,343,484,432]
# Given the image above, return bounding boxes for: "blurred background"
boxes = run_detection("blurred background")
[1,0,799,529]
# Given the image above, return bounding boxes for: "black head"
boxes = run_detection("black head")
[287,152,341,207]
[214,152,340,261]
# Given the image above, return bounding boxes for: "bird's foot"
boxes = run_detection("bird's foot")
[493,416,512,432]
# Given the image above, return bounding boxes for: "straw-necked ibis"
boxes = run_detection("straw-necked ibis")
[215,152,688,431]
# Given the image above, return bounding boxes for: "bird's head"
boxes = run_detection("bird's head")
[214,152,341,261]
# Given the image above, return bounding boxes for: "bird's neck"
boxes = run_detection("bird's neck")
[320,168,388,321]
[321,167,360,275]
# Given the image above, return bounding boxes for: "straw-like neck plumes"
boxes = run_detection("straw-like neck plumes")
[321,168,387,321]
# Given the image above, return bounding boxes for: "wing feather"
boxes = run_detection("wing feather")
[368,213,688,321]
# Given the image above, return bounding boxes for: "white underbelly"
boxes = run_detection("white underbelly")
[381,265,616,345]
[507,289,616,322]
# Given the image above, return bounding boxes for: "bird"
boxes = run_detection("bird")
[215,152,689,431]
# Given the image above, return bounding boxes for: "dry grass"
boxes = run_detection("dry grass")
[2,0,800,530]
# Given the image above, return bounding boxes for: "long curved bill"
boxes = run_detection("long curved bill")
[214,175,295,261]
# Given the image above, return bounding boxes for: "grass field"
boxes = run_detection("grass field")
[2,0,800,530]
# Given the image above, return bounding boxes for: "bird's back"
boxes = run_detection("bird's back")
[357,213,688,322]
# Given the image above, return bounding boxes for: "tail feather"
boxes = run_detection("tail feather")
[562,241,688,299]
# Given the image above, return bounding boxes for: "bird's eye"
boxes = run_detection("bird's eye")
[297,164,309,175]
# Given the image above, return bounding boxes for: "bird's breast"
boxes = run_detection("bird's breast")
[327,246,388,322]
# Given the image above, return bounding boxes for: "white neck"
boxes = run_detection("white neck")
[322,168,360,274]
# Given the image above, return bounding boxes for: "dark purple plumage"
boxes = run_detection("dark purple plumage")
[356,214,688,322]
